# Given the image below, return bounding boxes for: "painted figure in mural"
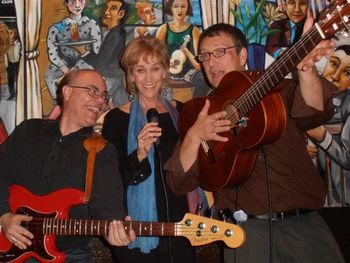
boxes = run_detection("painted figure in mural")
[0,69,135,261]
[266,0,309,59]
[74,0,129,107]
[45,0,101,103]
[164,22,345,262]
[307,45,350,206]
[156,0,211,97]
[6,27,20,101]
[102,36,196,263]
[0,22,11,90]
[134,1,157,38]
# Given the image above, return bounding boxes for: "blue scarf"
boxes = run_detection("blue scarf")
[127,94,178,253]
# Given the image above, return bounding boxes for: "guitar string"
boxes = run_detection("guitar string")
[27,220,237,234]
[233,25,321,117]
[234,4,343,115]
[224,21,324,123]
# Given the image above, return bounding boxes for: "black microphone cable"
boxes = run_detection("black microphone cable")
[146,108,173,263]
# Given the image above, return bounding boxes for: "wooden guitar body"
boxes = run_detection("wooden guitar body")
[179,0,350,190]
[179,71,287,190]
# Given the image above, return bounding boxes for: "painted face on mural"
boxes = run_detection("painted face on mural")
[171,0,188,20]
[323,49,350,92]
[102,0,125,29]
[285,0,308,24]
[141,4,156,25]
[65,0,86,17]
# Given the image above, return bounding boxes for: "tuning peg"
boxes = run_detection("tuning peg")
[218,208,234,222]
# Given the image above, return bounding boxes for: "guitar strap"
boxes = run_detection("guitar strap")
[83,132,106,204]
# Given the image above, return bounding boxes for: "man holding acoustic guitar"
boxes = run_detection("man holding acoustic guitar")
[0,69,136,262]
[165,7,348,263]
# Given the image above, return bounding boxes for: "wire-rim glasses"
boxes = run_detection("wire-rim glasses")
[196,46,237,62]
[68,85,111,103]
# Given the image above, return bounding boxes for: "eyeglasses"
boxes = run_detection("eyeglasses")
[68,85,111,103]
[196,46,237,62]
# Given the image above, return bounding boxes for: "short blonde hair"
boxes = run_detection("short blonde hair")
[121,36,170,92]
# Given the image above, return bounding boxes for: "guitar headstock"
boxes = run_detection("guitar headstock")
[183,34,191,43]
[318,0,350,38]
[177,213,246,248]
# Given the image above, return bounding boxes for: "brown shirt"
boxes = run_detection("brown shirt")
[165,77,335,215]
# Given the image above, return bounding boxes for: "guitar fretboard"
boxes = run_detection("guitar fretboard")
[234,25,323,117]
[38,218,178,236]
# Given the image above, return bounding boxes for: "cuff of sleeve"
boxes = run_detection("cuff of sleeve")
[318,131,332,150]
[81,51,90,58]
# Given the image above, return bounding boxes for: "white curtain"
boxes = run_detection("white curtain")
[200,0,234,29]
[14,0,42,124]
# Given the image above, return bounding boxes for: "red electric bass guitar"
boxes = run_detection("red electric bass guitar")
[0,185,245,263]
[179,0,350,190]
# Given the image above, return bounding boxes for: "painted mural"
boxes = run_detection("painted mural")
[0,0,349,207]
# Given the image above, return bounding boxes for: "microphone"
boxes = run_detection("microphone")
[146,108,160,147]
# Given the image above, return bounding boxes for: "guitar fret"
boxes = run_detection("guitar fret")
[48,218,52,234]
[79,219,82,234]
[161,223,164,236]
[150,222,153,236]
[43,218,47,234]
[68,219,72,235]
[74,219,77,234]
[98,220,100,235]
[85,219,88,235]
[60,219,64,235]
[139,222,142,235]
[104,220,108,236]
[54,219,57,235]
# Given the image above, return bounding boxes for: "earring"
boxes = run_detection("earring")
[129,81,136,102]
[160,87,168,98]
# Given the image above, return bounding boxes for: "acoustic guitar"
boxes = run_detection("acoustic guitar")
[179,0,350,190]
[0,185,245,263]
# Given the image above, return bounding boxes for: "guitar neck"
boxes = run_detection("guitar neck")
[236,25,323,117]
[40,218,178,237]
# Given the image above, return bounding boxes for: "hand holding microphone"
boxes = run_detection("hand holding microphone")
[136,108,162,161]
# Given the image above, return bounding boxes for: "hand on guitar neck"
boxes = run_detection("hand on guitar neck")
[0,185,245,263]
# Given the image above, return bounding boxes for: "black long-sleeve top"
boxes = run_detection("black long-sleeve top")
[101,103,189,223]
[0,119,125,251]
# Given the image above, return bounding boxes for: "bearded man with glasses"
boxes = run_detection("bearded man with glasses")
[0,69,135,262]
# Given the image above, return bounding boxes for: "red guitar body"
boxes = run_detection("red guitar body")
[179,71,287,190]
[0,185,84,263]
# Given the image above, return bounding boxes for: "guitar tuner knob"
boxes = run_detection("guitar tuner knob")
[185,219,192,226]
[211,225,219,233]
[224,229,233,237]
[197,222,205,229]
